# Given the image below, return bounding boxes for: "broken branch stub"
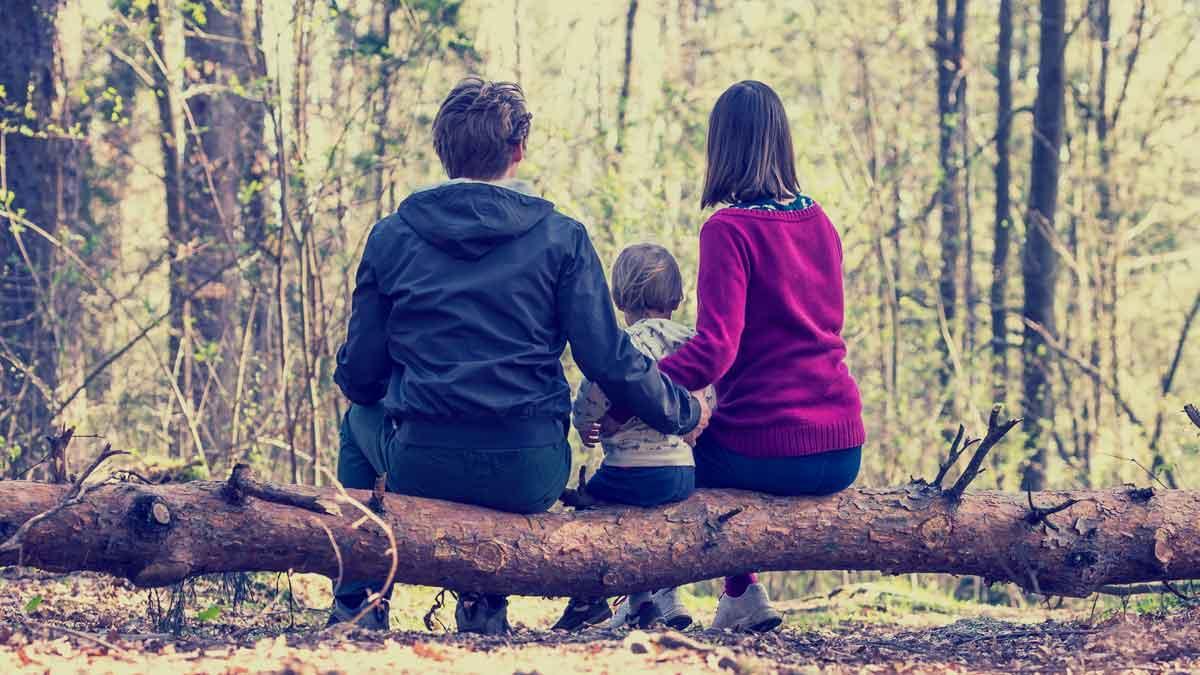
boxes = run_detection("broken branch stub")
[931,425,970,490]
[222,463,341,517]
[945,406,1022,501]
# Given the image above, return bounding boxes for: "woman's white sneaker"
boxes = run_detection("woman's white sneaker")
[710,583,782,632]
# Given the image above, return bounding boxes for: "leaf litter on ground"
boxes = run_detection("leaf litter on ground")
[0,569,1196,673]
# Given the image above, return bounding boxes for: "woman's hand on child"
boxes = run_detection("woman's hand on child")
[598,415,622,436]
[682,390,712,447]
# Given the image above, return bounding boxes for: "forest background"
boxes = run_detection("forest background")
[1,0,1198,604]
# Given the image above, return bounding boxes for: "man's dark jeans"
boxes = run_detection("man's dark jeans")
[335,403,571,605]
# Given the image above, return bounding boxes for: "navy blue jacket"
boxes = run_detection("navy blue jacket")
[334,181,699,446]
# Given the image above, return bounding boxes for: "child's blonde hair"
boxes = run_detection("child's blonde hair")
[610,244,683,315]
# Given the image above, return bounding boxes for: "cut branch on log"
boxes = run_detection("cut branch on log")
[0,477,1196,598]
[931,425,976,490]
[221,463,341,517]
[924,406,1022,500]
[46,427,75,484]
[0,440,128,560]
[1024,490,1084,530]
[946,407,1021,500]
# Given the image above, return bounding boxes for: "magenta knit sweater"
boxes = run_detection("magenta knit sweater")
[658,204,866,457]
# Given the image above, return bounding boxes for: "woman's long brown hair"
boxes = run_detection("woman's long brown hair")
[700,81,801,209]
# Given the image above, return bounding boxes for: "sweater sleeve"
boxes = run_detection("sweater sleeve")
[658,220,750,390]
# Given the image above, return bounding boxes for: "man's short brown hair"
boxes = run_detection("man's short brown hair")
[611,244,684,315]
[432,76,532,179]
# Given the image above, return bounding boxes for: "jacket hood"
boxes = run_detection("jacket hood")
[397,179,556,260]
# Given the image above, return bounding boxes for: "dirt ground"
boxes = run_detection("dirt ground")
[0,570,1195,674]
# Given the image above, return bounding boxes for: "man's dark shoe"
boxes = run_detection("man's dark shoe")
[455,592,511,635]
[326,596,390,631]
[552,597,613,631]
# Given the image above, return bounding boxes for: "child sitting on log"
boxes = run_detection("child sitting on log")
[552,243,717,632]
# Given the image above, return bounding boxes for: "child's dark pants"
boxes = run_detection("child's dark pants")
[584,464,695,506]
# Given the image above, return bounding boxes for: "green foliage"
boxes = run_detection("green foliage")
[179,0,206,27]
[24,595,43,613]
[195,603,222,622]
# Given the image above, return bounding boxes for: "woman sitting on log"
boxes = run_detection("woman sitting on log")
[609,80,866,632]
[330,76,709,634]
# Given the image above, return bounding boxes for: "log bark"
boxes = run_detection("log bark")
[0,478,1195,599]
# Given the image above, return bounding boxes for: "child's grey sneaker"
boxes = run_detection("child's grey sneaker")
[652,587,693,630]
[608,591,658,629]
[455,592,511,635]
[710,583,782,632]
[326,597,390,631]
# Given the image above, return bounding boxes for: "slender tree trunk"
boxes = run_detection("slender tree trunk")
[991,0,1013,410]
[1020,0,1068,491]
[148,0,189,458]
[614,0,639,158]
[369,3,394,223]
[934,0,967,396]
[0,0,67,470]
[179,0,266,461]
[291,0,323,484]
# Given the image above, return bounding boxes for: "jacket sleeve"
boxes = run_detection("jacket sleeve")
[657,220,749,390]
[557,225,700,436]
[333,242,393,405]
[571,378,611,431]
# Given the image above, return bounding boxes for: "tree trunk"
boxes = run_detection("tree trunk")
[614,0,639,158]
[990,0,1013,410]
[0,0,66,469]
[1020,0,1067,491]
[0,477,1194,599]
[179,0,267,460]
[145,0,189,459]
[934,0,967,394]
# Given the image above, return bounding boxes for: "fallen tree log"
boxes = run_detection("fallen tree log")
[0,474,1195,599]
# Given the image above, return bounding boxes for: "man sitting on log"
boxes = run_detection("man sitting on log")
[330,76,710,633]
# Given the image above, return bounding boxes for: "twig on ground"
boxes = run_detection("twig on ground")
[945,406,1022,500]
[0,440,129,559]
[31,621,128,655]
[955,627,1097,646]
